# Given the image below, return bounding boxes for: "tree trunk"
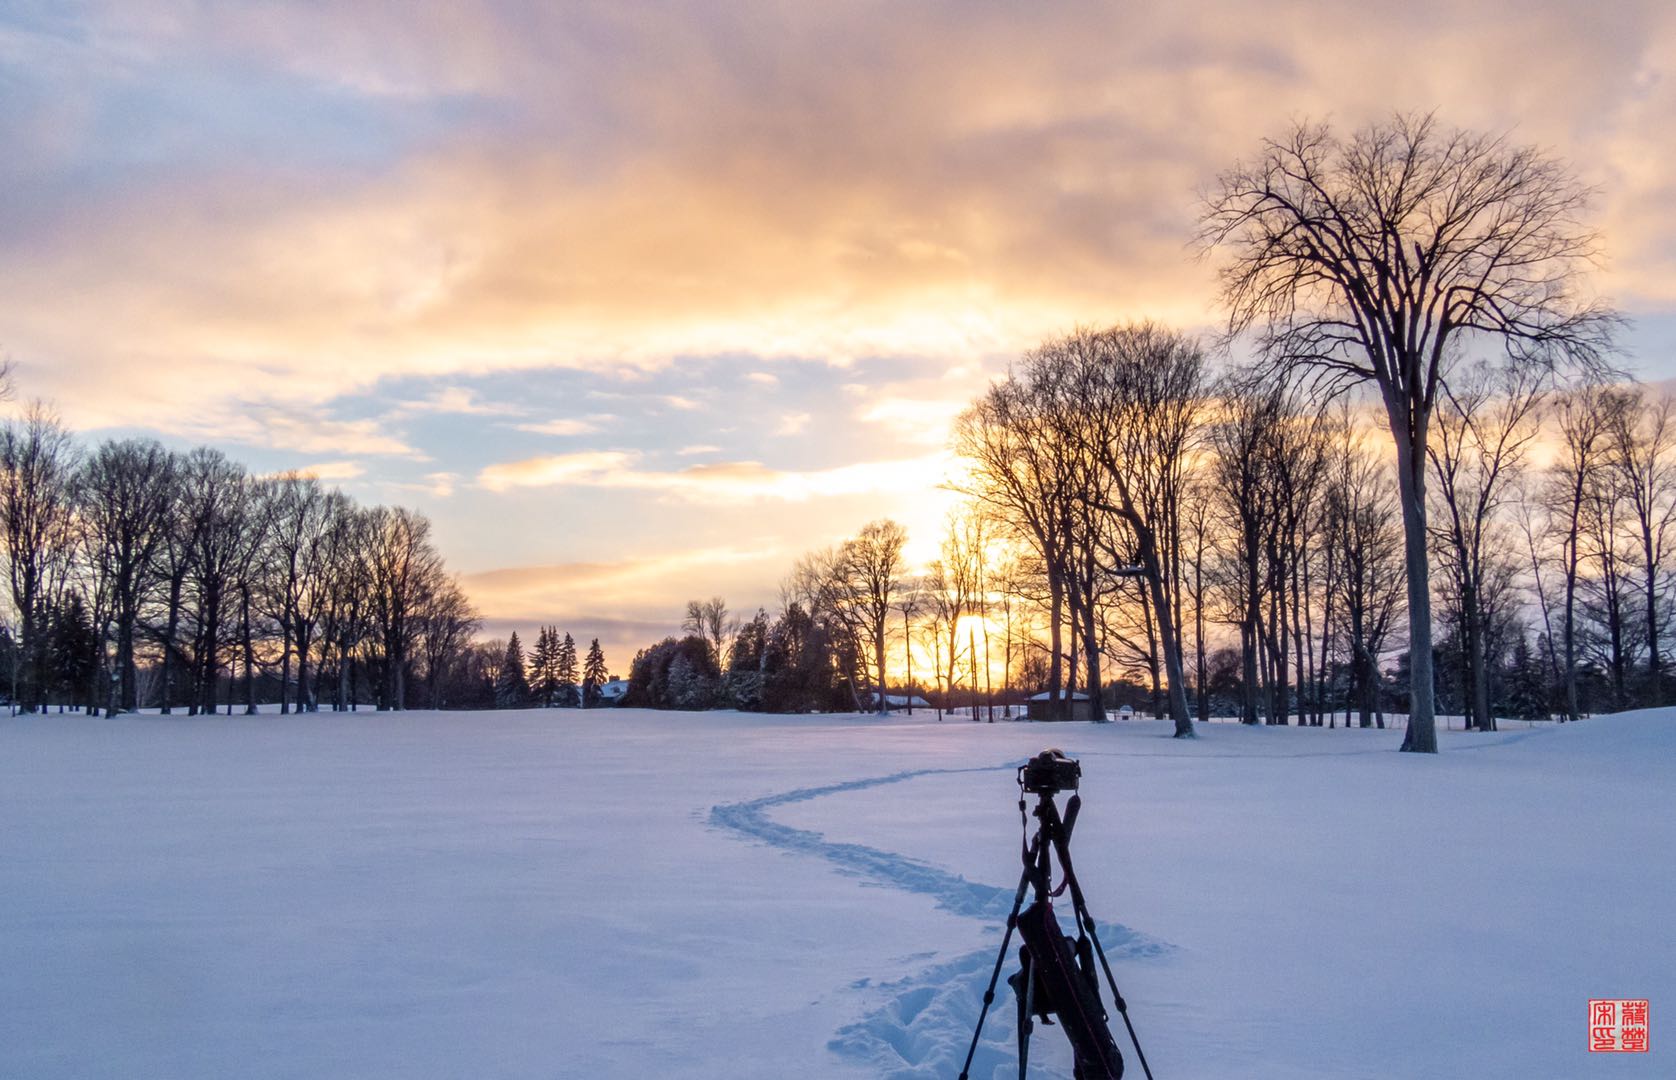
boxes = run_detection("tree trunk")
[1393,423,1438,753]
[242,585,257,715]
[1047,571,1063,721]
[1646,532,1663,706]
[1147,565,1193,735]
[874,621,888,715]
[296,620,312,712]
[1464,578,1492,732]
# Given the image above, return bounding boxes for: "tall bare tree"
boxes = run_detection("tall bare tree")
[1603,388,1676,705]
[1324,418,1408,727]
[363,506,445,711]
[1548,385,1617,721]
[1202,112,1619,752]
[1427,362,1547,731]
[260,474,337,713]
[1045,323,1204,735]
[842,520,907,715]
[0,404,80,711]
[76,439,176,714]
[955,375,1077,717]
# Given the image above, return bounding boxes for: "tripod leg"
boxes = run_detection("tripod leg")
[1016,948,1034,1080]
[958,865,1033,1080]
[1045,812,1156,1080]
[1070,895,1156,1080]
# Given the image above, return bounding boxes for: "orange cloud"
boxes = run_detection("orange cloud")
[475,448,957,503]
[11,1,1675,438]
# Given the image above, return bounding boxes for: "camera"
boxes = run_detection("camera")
[1019,748,1080,794]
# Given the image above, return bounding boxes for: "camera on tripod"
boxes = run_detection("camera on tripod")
[1018,748,1080,795]
[962,747,1152,1080]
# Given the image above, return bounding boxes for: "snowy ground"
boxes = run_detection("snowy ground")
[2,708,1669,1079]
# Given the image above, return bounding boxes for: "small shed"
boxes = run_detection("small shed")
[1027,690,1097,722]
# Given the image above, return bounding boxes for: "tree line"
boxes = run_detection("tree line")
[477,628,610,709]
[621,366,1671,739]
[622,113,1645,752]
[0,403,485,715]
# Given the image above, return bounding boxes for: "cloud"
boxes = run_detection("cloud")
[677,444,721,456]
[291,460,365,481]
[387,386,525,418]
[475,447,955,502]
[229,413,422,458]
[859,396,970,444]
[514,416,609,437]
[774,411,811,436]
[477,450,637,492]
[423,471,459,497]
[9,0,1675,441]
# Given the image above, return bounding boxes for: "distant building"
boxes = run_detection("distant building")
[871,692,932,710]
[1027,689,1097,722]
[598,678,629,705]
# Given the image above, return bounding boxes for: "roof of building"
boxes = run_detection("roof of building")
[1028,690,1091,701]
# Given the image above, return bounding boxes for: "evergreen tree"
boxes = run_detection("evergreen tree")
[531,626,559,706]
[50,592,100,712]
[556,631,579,707]
[494,631,530,708]
[1505,632,1551,723]
[582,638,607,707]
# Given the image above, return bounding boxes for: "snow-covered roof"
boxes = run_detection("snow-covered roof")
[1028,689,1091,701]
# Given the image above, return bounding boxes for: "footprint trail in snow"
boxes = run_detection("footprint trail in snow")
[708,764,1173,1078]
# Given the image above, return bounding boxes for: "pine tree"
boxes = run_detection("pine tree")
[1505,632,1550,723]
[582,638,607,708]
[50,592,100,713]
[531,626,559,706]
[556,631,579,707]
[495,632,530,709]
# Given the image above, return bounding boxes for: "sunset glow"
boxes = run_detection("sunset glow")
[5,1,1676,661]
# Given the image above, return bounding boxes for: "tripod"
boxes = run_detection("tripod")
[958,760,1154,1080]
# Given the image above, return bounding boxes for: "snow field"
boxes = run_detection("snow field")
[2,708,1671,1078]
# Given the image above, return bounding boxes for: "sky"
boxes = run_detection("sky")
[4,1,1676,667]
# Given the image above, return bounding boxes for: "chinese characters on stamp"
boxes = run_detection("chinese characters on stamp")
[1589,999,1649,1053]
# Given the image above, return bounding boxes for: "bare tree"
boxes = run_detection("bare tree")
[955,375,1077,717]
[1209,380,1281,724]
[363,506,445,710]
[1604,388,1676,705]
[260,474,337,713]
[1324,418,1408,727]
[682,596,731,668]
[1427,362,1547,730]
[842,520,907,715]
[1202,112,1620,752]
[1046,323,1205,735]
[415,575,480,709]
[1548,385,1617,721]
[76,439,176,714]
[893,578,924,714]
[0,404,80,712]
[178,448,254,714]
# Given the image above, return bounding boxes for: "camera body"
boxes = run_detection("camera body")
[1019,748,1080,795]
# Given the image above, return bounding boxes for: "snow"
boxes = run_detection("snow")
[2,708,1671,1079]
